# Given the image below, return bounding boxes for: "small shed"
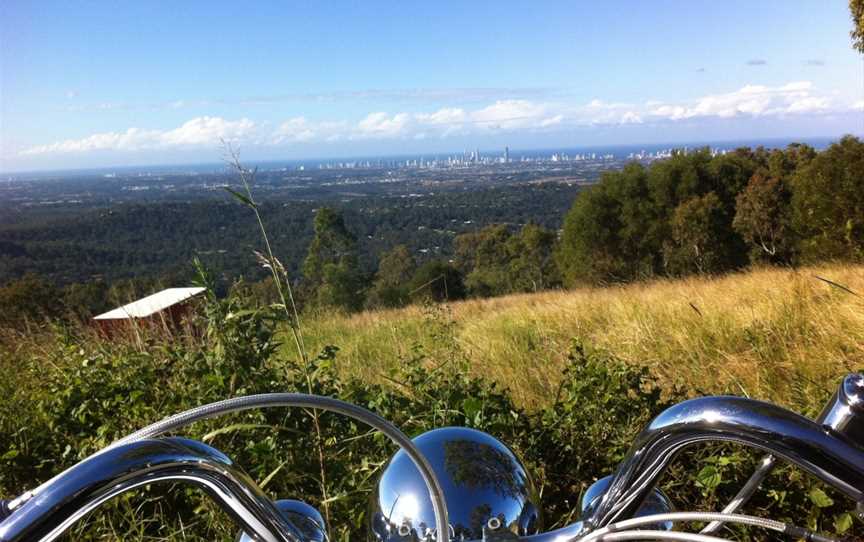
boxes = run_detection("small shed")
[93,287,205,336]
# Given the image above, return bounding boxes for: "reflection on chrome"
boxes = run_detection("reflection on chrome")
[237,500,327,542]
[0,437,303,542]
[579,476,674,531]
[583,395,864,528]
[370,427,541,541]
[2,375,864,542]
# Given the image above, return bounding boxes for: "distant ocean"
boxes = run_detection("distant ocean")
[6,135,844,180]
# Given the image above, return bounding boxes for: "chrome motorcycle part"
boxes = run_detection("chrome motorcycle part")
[580,476,674,531]
[238,500,327,542]
[370,427,541,541]
[580,511,787,542]
[0,437,304,542]
[583,395,864,528]
[2,394,449,542]
[704,372,864,534]
[819,372,864,445]
[4,377,864,542]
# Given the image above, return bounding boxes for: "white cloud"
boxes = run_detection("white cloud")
[20,81,859,157]
[21,116,256,155]
[646,81,835,120]
[355,112,412,138]
[469,99,551,129]
[161,117,255,146]
[273,117,317,143]
[620,112,643,124]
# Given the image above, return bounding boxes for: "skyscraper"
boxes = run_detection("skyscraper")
[504,146,510,163]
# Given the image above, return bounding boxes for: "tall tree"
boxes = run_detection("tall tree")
[366,244,416,308]
[557,176,627,286]
[455,224,514,297]
[663,192,729,275]
[851,0,864,52]
[302,207,364,311]
[791,135,864,262]
[506,224,560,292]
[733,174,794,263]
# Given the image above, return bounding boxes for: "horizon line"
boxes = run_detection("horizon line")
[2,133,857,177]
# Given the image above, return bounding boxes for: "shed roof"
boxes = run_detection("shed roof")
[93,287,206,320]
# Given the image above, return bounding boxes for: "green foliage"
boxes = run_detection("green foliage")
[366,244,416,309]
[1,289,860,540]
[456,224,560,297]
[506,224,560,293]
[791,135,864,263]
[851,0,864,52]
[664,192,731,275]
[557,175,632,284]
[303,207,365,311]
[558,139,862,285]
[733,174,794,263]
[0,273,62,326]
[406,260,466,302]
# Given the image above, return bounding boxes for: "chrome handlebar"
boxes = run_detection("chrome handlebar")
[583,394,864,528]
[2,375,863,542]
[0,438,305,542]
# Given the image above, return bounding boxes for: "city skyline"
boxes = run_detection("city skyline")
[2,1,862,172]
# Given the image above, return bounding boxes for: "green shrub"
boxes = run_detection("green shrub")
[0,290,860,540]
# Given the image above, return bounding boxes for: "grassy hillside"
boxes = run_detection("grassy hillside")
[2,263,862,539]
[303,263,864,413]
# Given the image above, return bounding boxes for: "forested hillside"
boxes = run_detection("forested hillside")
[1,136,862,327]
[0,182,580,286]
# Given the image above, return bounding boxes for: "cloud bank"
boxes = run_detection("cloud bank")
[20,81,859,156]
[21,117,256,156]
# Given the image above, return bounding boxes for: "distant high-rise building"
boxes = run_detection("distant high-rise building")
[504,146,510,163]
[475,148,480,163]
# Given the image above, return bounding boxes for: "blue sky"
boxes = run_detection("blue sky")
[1,0,862,171]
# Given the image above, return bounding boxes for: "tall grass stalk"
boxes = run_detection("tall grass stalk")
[223,143,332,534]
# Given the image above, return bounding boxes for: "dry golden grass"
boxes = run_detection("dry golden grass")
[298,263,864,411]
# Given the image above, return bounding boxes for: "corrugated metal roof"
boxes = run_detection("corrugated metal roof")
[93,287,206,320]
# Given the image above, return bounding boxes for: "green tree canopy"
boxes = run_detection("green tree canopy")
[302,207,364,311]
[664,192,730,275]
[791,135,864,262]
[455,224,560,296]
[506,224,560,293]
[407,260,465,302]
[733,174,794,263]
[851,0,864,52]
[366,244,416,308]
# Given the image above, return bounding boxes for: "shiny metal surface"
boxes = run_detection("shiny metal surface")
[581,476,673,531]
[583,395,864,528]
[819,373,864,445]
[0,437,302,542]
[6,378,864,542]
[106,393,451,542]
[238,500,327,542]
[7,393,450,542]
[703,374,864,534]
[370,427,541,541]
